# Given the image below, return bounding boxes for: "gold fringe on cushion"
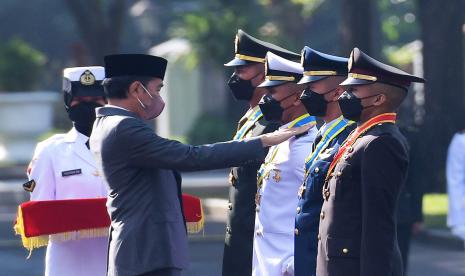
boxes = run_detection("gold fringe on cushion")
[14,205,108,257]
[13,206,49,257]
[186,204,205,234]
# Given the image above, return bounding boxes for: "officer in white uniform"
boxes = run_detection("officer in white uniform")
[446,130,465,245]
[27,66,108,276]
[253,52,317,276]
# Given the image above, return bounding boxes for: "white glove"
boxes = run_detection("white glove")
[281,255,294,275]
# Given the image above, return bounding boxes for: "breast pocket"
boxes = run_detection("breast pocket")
[55,164,102,198]
[326,236,360,259]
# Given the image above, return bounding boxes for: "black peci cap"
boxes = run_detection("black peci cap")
[224,29,300,67]
[298,46,348,84]
[104,54,168,79]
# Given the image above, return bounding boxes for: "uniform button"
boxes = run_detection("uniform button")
[336,171,342,177]
[226,227,231,234]
[320,211,325,219]
[296,207,301,214]
[324,191,330,198]
[294,228,299,236]
[256,206,260,212]
[314,167,319,173]
[318,234,321,240]
[347,146,354,153]
[256,230,263,236]
[228,203,233,210]
[342,248,349,254]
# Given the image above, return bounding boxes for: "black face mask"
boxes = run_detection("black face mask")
[258,93,295,122]
[337,90,378,122]
[300,88,336,117]
[227,73,257,101]
[67,102,102,137]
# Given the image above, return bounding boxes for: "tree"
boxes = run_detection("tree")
[64,0,128,64]
[339,0,377,56]
[257,0,325,51]
[417,0,465,192]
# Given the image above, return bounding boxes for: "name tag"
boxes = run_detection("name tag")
[62,169,82,177]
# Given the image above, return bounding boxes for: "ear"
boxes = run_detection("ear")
[251,72,265,87]
[373,93,387,106]
[257,71,266,82]
[293,86,303,106]
[128,81,140,97]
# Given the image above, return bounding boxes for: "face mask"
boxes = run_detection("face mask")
[137,83,165,120]
[68,102,102,137]
[227,73,258,101]
[300,88,336,117]
[337,90,378,122]
[258,93,295,122]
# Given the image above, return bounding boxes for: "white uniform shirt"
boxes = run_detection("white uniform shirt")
[253,122,317,276]
[28,127,108,276]
[446,132,465,239]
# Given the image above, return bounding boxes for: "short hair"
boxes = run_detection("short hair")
[375,83,407,109]
[102,76,154,99]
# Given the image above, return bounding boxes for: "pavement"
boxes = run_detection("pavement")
[1,170,465,275]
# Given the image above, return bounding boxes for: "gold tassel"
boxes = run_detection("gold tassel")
[13,206,49,258]
[186,204,205,234]
[13,206,109,258]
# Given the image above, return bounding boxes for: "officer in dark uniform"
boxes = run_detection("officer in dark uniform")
[223,29,300,276]
[294,47,356,276]
[316,47,425,276]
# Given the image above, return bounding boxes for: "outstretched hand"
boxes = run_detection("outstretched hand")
[259,124,312,147]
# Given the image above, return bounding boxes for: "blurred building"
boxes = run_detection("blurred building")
[149,38,227,139]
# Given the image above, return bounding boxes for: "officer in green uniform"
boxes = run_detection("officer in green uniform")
[222,29,300,276]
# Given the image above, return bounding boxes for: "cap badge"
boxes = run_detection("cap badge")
[80,70,96,85]
[300,50,305,67]
[348,51,354,71]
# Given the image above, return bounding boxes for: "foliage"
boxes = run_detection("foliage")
[423,194,448,229]
[169,0,326,69]
[378,0,419,47]
[0,38,46,91]
[170,0,267,68]
[186,113,235,145]
[64,0,127,63]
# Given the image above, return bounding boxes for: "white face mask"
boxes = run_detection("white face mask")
[136,83,165,120]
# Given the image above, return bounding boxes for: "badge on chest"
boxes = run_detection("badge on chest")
[61,169,82,177]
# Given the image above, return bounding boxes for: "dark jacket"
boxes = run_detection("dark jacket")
[294,123,355,276]
[316,123,409,276]
[222,116,279,276]
[90,106,265,276]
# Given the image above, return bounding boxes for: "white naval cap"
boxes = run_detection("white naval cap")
[63,66,105,85]
[258,51,303,88]
[62,66,106,107]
